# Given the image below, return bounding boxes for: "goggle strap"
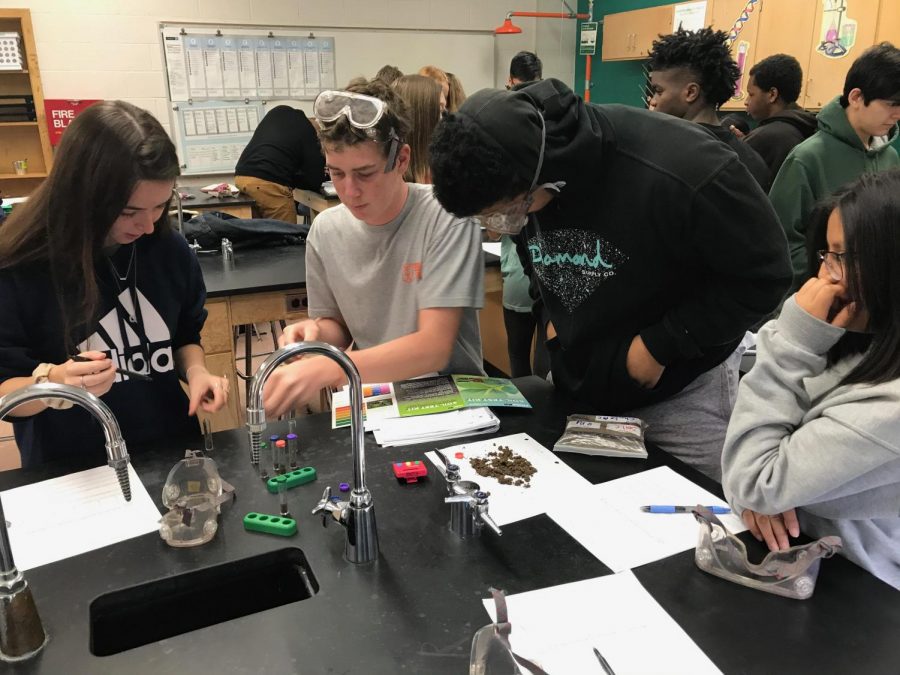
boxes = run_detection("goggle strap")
[384,135,399,173]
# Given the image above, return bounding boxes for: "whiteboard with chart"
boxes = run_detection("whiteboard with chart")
[159,22,495,176]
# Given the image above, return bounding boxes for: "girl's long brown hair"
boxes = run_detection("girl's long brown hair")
[0,100,180,351]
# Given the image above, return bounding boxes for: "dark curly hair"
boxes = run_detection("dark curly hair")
[317,77,411,158]
[429,115,531,217]
[749,54,803,104]
[648,28,739,108]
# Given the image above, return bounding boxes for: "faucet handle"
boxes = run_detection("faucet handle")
[311,486,345,528]
[475,491,503,537]
[435,449,460,482]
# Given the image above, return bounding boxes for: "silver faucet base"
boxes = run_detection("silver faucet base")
[0,582,48,662]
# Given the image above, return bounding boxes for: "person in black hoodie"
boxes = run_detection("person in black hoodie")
[0,101,229,468]
[648,28,771,190]
[235,105,326,222]
[741,54,818,178]
[429,80,791,479]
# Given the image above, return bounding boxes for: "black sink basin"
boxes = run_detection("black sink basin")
[89,547,318,656]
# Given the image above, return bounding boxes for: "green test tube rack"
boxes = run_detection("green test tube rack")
[243,512,297,536]
[266,466,317,493]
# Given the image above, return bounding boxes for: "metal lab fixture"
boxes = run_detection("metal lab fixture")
[247,342,378,564]
[435,450,502,538]
[0,383,132,662]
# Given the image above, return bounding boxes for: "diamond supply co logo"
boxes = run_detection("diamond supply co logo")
[402,262,423,283]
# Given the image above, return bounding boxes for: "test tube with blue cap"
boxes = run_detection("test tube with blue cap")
[286,432,299,468]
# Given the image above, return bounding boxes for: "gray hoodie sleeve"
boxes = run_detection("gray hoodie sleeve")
[722,297,900,516]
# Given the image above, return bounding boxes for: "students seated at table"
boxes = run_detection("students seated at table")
[769,42,900,295]
[722,169,900,590]
[392,74,443,183]
[0,101,228,468]
[429,79,790,480]
[263,79,484,417]
[648,27,771,190]
[234,105,327,222]
[739,54,818,178]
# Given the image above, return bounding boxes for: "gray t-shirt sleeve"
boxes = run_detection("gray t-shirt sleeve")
[420,215,484,310]
[305,226,343,322]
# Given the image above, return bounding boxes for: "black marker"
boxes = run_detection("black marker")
[70,354,152,382]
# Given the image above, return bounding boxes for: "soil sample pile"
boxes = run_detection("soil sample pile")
[470,444,537,487]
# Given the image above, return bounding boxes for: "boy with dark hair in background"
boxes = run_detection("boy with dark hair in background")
[769,42,900,294]
[648,27,771,189]
[740,54,817,177]
[507,51,542,89]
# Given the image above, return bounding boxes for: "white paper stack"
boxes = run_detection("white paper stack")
[372,407,499,447]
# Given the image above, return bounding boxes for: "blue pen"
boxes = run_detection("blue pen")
[640,505,731,514]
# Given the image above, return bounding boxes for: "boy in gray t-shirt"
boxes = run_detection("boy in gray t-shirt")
[263,79,484,417]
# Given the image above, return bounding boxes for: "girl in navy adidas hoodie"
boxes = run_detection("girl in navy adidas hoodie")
[0,101,228,467]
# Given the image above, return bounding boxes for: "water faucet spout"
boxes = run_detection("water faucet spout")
[247,341,377,563]
[0,382,133,661]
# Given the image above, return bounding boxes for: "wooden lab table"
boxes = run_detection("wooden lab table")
[293,188,340,220]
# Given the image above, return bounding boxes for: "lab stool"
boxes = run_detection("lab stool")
[234,321,286,400]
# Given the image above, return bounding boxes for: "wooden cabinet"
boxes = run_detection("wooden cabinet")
[875,0,899,46]
[712,0,767,109]
[804,0,882,108]
[0,9,52,199]
[602,5,675,61]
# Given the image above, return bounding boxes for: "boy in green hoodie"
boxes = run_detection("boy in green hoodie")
[769,42,900,294]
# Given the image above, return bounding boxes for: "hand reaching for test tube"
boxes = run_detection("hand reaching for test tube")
[278,319,321,348]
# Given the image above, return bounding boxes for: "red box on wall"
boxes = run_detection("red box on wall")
[44,99,101,146]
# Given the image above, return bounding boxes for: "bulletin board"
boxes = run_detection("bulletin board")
[159,22,496,175]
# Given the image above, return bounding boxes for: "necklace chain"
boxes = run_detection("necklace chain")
[106,245,138,323]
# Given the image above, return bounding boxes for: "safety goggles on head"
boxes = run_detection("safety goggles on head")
[475,112,547,236]
[314,89,401,174]
[314,90,386,128]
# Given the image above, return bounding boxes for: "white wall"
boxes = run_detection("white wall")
[2,0,577,179]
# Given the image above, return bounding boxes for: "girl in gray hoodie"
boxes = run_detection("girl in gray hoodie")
[722,169,900,590]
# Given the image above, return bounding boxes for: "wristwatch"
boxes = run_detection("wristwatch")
[31,362,73,409]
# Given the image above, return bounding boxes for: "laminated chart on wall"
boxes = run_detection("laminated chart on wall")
[161,26,336,102]
[176,100,264,174]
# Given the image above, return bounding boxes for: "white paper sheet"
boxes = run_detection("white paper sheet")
[1,464,162,571]
[375,408,499,446]
[482,571,722,675]
[547,466,746,572]
[481,242,501,257]
[425,433,591,526]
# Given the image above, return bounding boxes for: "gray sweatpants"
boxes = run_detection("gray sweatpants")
[624,348,743,482]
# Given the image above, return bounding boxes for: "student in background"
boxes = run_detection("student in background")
[418,65,450,111]
[375,64,403,85]
[648,28,771,189]
[446,72,466,112]
[769,42,900,295]
[263,80,484,417]
[739,54,818,178]
[507,51,542,89]
[722,169,900,591]
[499,52,548,379]
[392,74,443,184]
[235,105,326,222]
[0,101,228,468]
[429,80,790,479]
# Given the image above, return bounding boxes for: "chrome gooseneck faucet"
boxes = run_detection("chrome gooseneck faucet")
[247,342,378,564]
[0,382,132,662]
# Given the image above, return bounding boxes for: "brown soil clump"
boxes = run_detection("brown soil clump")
[470,444,537,487]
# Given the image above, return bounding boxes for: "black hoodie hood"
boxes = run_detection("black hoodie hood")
[758,107,818,137]
[456,79,606,191]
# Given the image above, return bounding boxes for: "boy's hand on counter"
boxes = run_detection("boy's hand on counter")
[263,357,341,418]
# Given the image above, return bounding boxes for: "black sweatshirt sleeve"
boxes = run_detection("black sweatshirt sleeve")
[640,157,791,366]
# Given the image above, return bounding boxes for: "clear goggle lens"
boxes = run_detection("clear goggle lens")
[314,90,386,128]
